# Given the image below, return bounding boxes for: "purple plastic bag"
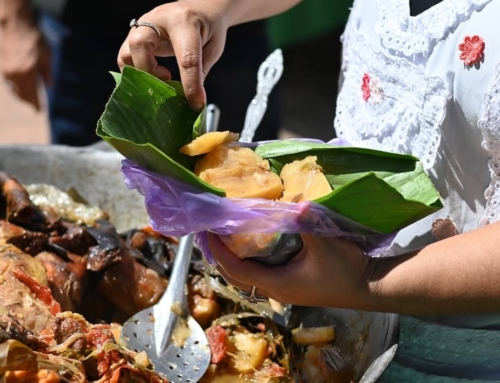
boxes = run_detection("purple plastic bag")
[121,137,396,265]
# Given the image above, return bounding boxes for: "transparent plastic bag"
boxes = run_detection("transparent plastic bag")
[121,159,396,266]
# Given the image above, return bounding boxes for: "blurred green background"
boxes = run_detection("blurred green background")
[268,0,353,49]
[265,0,353,141]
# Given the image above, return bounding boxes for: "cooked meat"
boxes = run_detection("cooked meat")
[86,220,121,252]
[87,246,122,272]
[35,251,88,312]
[129,230,148,250]
[97,248,167,317]
[0,220,48,256]
[0,172,47,231]
[0,243,55,334]
[123,228,174,277]
[48,221,96,256]
[0,314,47,350]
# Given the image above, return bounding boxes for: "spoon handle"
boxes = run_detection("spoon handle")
[154,234,195,355]
[239,49,284,143]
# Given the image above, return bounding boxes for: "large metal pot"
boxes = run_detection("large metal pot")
[0,143,399,382]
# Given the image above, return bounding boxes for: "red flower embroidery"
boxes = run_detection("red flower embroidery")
[361,73,371,101]
[458,35,485,66]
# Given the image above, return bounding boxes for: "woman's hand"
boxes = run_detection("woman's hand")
[117,0,302,111]
[207,233,375,309]
[209,220,500,316]
[117,0,229,112]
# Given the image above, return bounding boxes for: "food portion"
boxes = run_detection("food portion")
[291,326,355,383]
[194,144,284,200]
[201,314,289,383]
[280,156,333,203]
[0,171,301,383]
[180,131,239,156]
[183,134,334,261]
[1,312,168,383]
[185,134,332,203]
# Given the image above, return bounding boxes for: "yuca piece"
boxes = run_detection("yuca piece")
[291,326,336,346]
[186,135,333,262]
[180,131,239,156]
[218,232,278,259]
[194,145,284,200]
[280,156,333,203]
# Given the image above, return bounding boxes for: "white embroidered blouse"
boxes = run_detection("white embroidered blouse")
[337,0,500,285]
[335,0,500,379]
[334,0,500,382]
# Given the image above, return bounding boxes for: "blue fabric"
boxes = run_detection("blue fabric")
[38,11,280,146]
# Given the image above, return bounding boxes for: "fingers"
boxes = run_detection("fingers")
[117,5,215,112]
[118,17,204,109]
[168,24,206,111]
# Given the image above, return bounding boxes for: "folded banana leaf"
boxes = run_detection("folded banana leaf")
[96,66,224,195]
[256,141,442,233]
[96,66,442,234]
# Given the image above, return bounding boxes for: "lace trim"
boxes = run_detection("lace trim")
[478,64,500,226]
[335,31,450,169]
[375,0,493,58]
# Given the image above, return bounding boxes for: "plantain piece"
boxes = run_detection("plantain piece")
[195,145,284,199]
[291,325,336,346]
[180,131,239,156]
[280,156,333,203]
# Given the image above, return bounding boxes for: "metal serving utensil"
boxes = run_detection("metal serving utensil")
[239,49,284,143]
[121,104,221,383]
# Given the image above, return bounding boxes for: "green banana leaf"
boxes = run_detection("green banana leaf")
[257,141,442,232]
[96,66,442,233]
[96,66,225,196]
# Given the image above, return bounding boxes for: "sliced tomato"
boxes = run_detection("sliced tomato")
[13,269,61,315]
[206,325,227,364]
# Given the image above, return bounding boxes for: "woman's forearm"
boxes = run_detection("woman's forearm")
[369,220,500,315]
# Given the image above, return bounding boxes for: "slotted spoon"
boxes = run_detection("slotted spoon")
[121,105,221,382]
[121,233,210,383]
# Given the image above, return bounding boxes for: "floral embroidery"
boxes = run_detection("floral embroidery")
[431,218,458,241]
[361,74,384,103]
[361,73,371,101]
[375,0,493,58]
[458,35,485,66]
[336,31,450,170]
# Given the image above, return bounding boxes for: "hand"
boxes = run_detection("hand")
[207,232,375,309]
[117,0,229,112]
[0,17,51,111]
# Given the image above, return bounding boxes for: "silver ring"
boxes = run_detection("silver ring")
[238,286,268,304]
[130,19,161,39]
